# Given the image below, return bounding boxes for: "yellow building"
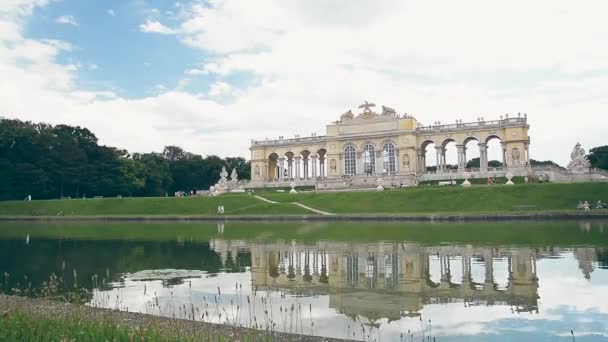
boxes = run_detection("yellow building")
[249,102,531,188]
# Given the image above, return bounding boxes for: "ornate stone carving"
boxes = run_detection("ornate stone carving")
[330,159,337,173]
[402,154,410,169]
[567,142,590,173]
[340,110,354,121]
[381,106,397,117]
[357,101,378,119]
[254,165,260,177]
[511,147,521,165]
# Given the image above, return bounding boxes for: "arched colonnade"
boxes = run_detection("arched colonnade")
[265,149,328,181]
[417,133,530,173]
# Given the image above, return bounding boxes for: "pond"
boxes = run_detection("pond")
[1,220,608,341]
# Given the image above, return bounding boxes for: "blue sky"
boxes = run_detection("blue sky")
[1,0,607,162]
[24,1,214,97]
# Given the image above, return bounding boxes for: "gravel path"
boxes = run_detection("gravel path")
[0,295,351,342]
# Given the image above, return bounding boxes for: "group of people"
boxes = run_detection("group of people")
[577,200,607,211]
[217,205,225,214]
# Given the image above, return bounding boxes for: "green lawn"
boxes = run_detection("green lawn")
[0,194,310,217]
[0,182,606,216]
[262,182,608,214]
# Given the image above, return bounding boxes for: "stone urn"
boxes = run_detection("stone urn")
[289,181,298,194]
[376,178,385,191]
[505,172,515,185]
[462,173,472,187]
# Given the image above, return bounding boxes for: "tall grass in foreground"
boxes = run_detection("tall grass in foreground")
[0,312,166,341]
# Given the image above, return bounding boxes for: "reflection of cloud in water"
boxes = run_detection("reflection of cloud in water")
[87,240,608,341]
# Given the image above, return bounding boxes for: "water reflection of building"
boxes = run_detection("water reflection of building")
[211,240,539,319]
[210,239,601,321]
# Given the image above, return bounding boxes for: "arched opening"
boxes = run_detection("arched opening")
[285,152,294,180]
[486,136,504,170]
[268,153,279,180]
[317,149,327,178]
[422,140,437,172]
[382,142,397,175]
[362,143,376,175]
[442,139,458,172]
[300,150,311,179]
[463,137,480,170]
[344,145,356,176]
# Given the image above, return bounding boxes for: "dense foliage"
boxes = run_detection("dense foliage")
[588,145,608,170]
[0,118,249,200]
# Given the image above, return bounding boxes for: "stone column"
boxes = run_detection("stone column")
[303,158,309,179]
[294,156,301,179]
[435,146,444,173]
[478,143,488,172]
[501,142,508,167]
[288,158,293,179]
[278,157,286,180]
[525,141,530,166]
[319,157,325,178]
[416,149,422,173]
[263,161,269,181]
[456,145,466,172]
[311,155,318,179]
[357,152,363,175]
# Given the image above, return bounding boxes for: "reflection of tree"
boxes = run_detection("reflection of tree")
[0,239,250,293]
[597,248,608,269]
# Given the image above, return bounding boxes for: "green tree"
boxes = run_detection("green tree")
[588,146,608,170]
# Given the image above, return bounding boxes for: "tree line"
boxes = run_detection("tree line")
[0,118,250,201]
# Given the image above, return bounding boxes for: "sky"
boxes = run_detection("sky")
[1,0,607,165]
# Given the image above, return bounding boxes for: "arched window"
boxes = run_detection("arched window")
[344,145,356,175]
[363,144,375,175]
[383,143,396,174]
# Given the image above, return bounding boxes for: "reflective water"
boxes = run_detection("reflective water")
[1,221,608,341]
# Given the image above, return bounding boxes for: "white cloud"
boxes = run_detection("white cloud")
[208,81,232,97]
[139,19,175,35]
[185,68,206,75]
[107,9,115,16]
[2,0,608,164]
[55,15,78,26]
[88,64,98,70]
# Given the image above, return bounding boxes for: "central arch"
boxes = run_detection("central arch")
[382,142,397,174]
[362,143,376,175]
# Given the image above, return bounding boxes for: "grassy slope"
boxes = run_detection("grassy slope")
[0,182,606,216]
[263,182,608,214]
[0,194,311,216]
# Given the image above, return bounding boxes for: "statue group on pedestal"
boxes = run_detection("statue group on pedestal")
[567,142,590,173]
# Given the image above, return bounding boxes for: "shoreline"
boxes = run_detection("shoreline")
[1,211,607,222]
[0,295,347,342]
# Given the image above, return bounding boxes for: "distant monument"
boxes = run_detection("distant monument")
[208,166,245,196]
[567,143,591,174]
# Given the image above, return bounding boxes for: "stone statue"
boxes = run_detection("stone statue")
[330,159,337,173]
[567,142,590,173]
[219,166,229,185]
[230,168,238,182]
[358,101,376,113]
[340,110,354,121]
[254,165,260,177]
[357,101,377,119]
[381,106,397,117]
